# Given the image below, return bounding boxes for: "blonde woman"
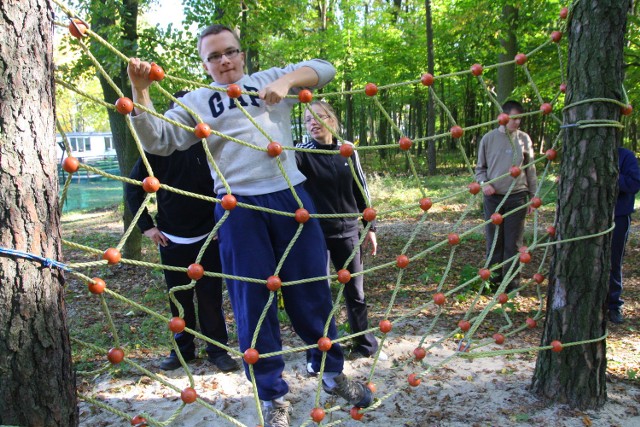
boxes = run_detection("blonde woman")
[296,101,383,372]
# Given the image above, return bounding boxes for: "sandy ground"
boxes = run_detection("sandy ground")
[77,330,640,427]
[65,210,640,427]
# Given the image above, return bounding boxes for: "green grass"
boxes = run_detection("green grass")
[366,171,560,221]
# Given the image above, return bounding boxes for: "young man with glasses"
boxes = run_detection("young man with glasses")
[127,24,372,427]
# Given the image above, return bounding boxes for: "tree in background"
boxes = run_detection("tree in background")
[56,77,110,133]
[0,1,77,424]
[57,0,205,259]
[531,0,631,409]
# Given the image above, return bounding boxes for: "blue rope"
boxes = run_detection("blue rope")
[0,247,72,272]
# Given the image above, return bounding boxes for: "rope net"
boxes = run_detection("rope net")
[35,1,623,425]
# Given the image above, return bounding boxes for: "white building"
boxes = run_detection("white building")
[56,131,116,162]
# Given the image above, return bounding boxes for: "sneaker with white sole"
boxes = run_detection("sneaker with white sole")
[263,400,290,427]
[322,373,373,408]
[306,362,318,377]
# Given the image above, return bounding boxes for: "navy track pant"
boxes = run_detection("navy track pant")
[215,185,344,401]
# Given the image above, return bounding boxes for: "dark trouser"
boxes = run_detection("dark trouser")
[326,235,378,356]
[215,185,344,401]
[483,192,528,286]
[609,214,630,310]
[159,238,229,359]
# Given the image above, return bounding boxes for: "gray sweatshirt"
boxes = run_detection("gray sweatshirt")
[475,126,537,197]
[131,60,336,196]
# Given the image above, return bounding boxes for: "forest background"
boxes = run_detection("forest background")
[57,0,640,185]
[17,0,637,425]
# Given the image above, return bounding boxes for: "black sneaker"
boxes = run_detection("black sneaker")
[262,400,290,427]
[159,353,195,370]
[323,373,373,408]
[208,353,239,372]
[609,309,624,324]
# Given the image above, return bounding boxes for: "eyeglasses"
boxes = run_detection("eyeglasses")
[304,114,330,124]
[206,48,241,63]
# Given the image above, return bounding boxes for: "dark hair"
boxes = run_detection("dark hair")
[169,90,190,110]
[502,100,524,114]
[197,24,241,58]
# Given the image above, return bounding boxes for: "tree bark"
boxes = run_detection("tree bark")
[497,5,517,103]
[531,0,631,410]
[0,1,78,425]
[425,0,437,175]
[90,0,142,260]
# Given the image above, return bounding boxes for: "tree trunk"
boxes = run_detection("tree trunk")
[91,0,141,260]
[345,79,354,142]
[0,1,78,425]
[425,0,437,175]
[497,5,518,103]
[531,0,631,410]
[98,75,142,259]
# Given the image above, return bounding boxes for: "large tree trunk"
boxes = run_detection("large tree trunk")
[0,1,78,425]
[531,0,631,410]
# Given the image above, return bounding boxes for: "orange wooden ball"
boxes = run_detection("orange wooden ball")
[362,207,377,222]
[227,84,242,98]
[244,348,259,364]
[187,263,205,280]
[337,269,351,284]
[298,89,313,103]
[115,97,134,115]
[310,407,325,422]
[340,144,354,157]
[267,141,283,157]
[433,292,446,306]
[103,247,121,265]
[364,83,378,96]
[88,277,106,294]
[408,373,421,387]
[181,387,198,404]
[107,347,125,364]
[142,176,160,193]
[420,198,433,211]
[317,337,332,352]
[68,19,88,39]
[266,275,282,291]
[421,73,435,86]
[168,317,186,333]
[62,156,80,173]
[295,208,310,223]
[194,123,211,139]
[221,194,237,210]
[470,63,483,76]
[398,137,412,151]
[379,319,392,333]
[396,255,410,269]
[148,63,165,81]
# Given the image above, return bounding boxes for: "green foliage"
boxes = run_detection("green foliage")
[458,264,478,286]
[56,0,640,172]
[56,77,110,132]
